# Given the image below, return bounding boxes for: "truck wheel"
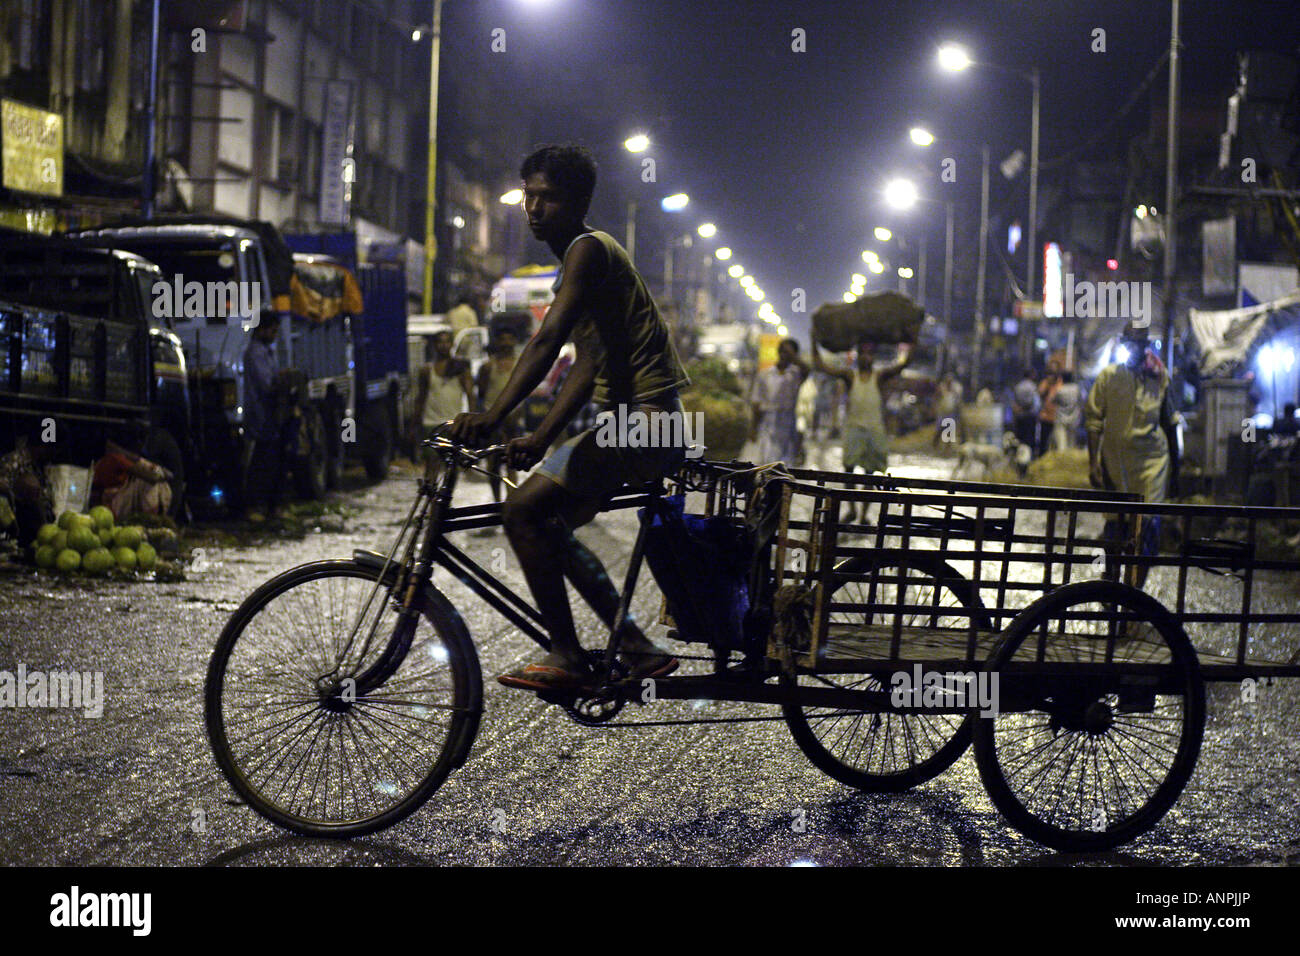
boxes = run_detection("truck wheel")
[361,404,394,482]
[294,406,328,501]
[144,428,186,521]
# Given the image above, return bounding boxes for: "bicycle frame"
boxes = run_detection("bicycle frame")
[349,447,931,713]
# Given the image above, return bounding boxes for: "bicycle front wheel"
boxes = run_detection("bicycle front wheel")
[205,559,482,837]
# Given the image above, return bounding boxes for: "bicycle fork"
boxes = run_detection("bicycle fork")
[329,462,460,702]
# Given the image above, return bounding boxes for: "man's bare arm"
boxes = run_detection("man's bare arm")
[877,344,912,384]
[479,240,601,420]
[811,343,852,386]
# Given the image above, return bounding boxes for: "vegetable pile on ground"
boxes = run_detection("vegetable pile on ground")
[32,507,181,579]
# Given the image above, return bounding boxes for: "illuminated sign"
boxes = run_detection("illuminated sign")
[2,99,63,197]
[1043,242,1063,318]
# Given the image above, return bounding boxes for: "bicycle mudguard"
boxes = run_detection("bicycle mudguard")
[352,549,484,767]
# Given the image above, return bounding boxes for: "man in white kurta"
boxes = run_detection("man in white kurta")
[749,338,808,465]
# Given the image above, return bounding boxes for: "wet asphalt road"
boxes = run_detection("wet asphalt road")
[2,449,1299,867]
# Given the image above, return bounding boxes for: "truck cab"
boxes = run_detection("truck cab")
[68,222,281,432]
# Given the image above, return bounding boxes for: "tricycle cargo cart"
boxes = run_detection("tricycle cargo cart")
[205,443,1300,851]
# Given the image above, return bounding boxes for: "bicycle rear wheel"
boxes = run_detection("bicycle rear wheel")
[205,559,482,837]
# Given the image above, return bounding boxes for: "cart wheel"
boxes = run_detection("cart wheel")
[783,554,991,792]
[973,580,1204,852]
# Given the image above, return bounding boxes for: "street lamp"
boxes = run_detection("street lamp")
[499,188,523,205]
[937,42,1040,307]
[714,246,732,260]
[661,192,690,211]
[874,226,892,242]
[728,264,743,277]
[884,178,919,210]
[936,42,973,73]
[909,126,936,147]
[624,133,650,153]
[697,222,717,238]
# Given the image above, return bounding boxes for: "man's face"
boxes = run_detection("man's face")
[432,333,452,358]
[255,321,278,343]
[523,172,580,242]
[496,332,517,353]
[777,342,796,368]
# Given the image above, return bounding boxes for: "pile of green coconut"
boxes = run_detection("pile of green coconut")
[34,507,158,575]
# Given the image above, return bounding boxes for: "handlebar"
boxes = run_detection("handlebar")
[421,433,511,465]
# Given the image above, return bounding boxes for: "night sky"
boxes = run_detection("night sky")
[441,0,1299,332]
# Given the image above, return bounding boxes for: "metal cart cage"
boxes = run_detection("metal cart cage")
[765,469,1300,680]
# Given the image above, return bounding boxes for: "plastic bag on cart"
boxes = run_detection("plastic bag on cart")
[640,494,750,650]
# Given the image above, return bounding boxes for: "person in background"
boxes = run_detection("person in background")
[813,338,911,523]
[92,428,172,520]
[412,331,475,453]
[242,317,288,521]
[446,295,479,336]
[749,337,808,465]
[1050,369,1083,451]
[0,426,54,549]
[1085,323,1181,586]
[1037,361,1063,457]
[477,329,524,502]
[1275,402,1299,436]
[1011,367,1041,455]
[933,371,964,447]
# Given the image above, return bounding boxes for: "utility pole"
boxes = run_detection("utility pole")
[972,144,991,389]
[1027,66,1040,302]
[142,0,160,217]
[918,234,928,311]
[1161,0,1181,365]
[421,0,444,315]
[942,200,954,329]
[625,198,637,265]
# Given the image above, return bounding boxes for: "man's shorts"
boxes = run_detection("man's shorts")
[534,394,689,502]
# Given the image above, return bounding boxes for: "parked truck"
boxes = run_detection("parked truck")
[282,231,409,483]
[0,229,190,513]
[65,216,408,509]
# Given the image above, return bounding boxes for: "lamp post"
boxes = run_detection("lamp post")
[937,44,1041,304]
[415,0,445,315]
[623,132,650,265]
[974,143,990,388]
[1160,0,1180,366]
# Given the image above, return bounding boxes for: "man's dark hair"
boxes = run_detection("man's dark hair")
[779,337,800,353]
[1286,402,1297,416]
[520,145,598,211]
[1061,370,1075,384]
